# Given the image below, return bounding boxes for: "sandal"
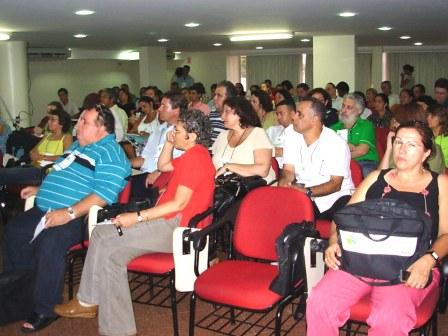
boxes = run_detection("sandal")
[21,312,58,334]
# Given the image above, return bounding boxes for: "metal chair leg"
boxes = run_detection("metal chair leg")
[189,292,197,336]
[169,272,179,336]
[345,321,352,336]
[230,308,236,324]
[68,255,74,300]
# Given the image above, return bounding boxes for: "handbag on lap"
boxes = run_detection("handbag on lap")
[334,197,432,285]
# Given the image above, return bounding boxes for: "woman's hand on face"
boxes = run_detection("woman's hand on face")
[113,212,138,228]
[405,255,435,289]
[386,131,396,149]
[324,243,342,270]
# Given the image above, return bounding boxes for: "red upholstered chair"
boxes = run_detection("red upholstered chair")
[66,179,132,298]
[189,186,314,336]
[271,157,280,180]
[126,170,210,336]
[315,160,363,240]
[375,127,389,160]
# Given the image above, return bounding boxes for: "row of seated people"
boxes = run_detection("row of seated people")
[1,85,447,333]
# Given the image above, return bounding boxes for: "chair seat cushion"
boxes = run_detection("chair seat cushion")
[68,240,89,252]
[194,260,283,310]
[127,253,174,274]
[349,284,439,328]
[315,219,331,239]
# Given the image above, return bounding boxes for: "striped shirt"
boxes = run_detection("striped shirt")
[36,134,131,211]
[208,107,226,146]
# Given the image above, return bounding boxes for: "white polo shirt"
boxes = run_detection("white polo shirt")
[283,125,354,212]
[266,124,287,168]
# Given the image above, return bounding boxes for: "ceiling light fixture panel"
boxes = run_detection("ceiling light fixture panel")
[414,42,423,46]
[74,34,87,38]
[230,33,293,42]
[157,38,169,42]
[213,43,222,46]
[378,26,392,31]
[256,46,264,50]
[0,33,11,41]
[75,9,95,16]
[400,35,411,40]
[185,22,200,28]
[300,38,310,42]
[338,12,357,17]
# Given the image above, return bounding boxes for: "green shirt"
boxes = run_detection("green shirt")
[331,119,379,162]
[435,135,448,168]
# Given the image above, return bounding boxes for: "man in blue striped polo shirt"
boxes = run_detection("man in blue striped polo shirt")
[3,106,131,333]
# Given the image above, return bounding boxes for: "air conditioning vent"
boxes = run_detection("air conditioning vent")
[28,48,71,61]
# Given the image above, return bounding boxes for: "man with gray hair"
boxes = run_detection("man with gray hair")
[279,98,353,220]
[100,88,128,142]
[331,93,379,177]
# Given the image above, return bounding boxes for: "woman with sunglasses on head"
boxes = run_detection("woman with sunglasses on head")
[307,120,448,335]
[0,106,72,186]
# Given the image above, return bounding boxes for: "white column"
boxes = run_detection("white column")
[371,47,383,90]
[226,56,240,84]
[313,35,356,91]
[0,41,30,127]
[138,46,167,91]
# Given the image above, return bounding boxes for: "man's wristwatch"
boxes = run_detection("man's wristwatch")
[305,187,313,197]
[67,207,76,220]
[137,211,144,223]
[426,250,440,265]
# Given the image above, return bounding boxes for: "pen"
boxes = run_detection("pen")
[116,225,123,236]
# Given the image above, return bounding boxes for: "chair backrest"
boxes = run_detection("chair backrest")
[350,160,363,187]
[118,179,132,204]
[271,157,280,179]
[233,186,314,261]
[153,171,173,190]
[375,127,389,160]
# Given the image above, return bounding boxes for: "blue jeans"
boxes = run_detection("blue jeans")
[3,207,84,316]
[0,167,44,186]
[357,160,378,178]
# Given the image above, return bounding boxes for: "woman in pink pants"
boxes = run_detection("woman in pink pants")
[306,121,448,336]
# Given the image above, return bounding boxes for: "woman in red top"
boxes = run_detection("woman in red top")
[54,109,215,336]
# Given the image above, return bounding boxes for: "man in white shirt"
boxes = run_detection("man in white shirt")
[130,91,185,198]
[100,88,128,142]
[325,82,343,112]
[58,88,79,116]
[266,99,294,168]
[381,81,399,108]
[279,97,354,219]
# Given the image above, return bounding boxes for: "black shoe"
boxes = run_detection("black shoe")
[21,312,58,334]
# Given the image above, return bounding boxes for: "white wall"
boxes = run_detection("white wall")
[28,59,139,124]
[167,51,227,98]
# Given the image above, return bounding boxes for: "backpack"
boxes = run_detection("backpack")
[334,198,432,285]
[269,221,318,296]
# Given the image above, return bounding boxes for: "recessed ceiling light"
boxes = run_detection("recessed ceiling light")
[400,35,411,40]
[378,26,392,31]
[0,33,11,41]
[256,46,264,50]
[174,51,182,54]
[185,22,200,28]
[213,43,222,47]
[300,38,311,42]
[338,12,357,17]
[74,34,87,38]
[157,38,169,42]
[414,42,423,46]
[230,33,293,42]
[74,9,95,16]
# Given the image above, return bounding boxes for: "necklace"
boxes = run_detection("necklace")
[221,128,248,164]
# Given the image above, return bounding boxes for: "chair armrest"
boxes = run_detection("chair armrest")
[88,205,103,238]
[439,258,448,313]
[24,195,36,211]
[189,217,230,252]
[187,207,214,229]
